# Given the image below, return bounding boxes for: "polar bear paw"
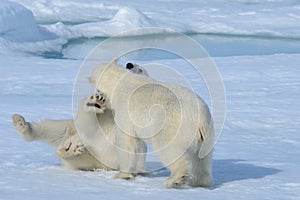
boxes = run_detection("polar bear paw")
[57,134,85,159]
[12,114,31,134]
[114,172,135,180]
[84,93,106,114]
[163,173,189,188]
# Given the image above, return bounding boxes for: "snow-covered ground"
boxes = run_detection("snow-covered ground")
[1,53,299,200]
[1,0,300,199]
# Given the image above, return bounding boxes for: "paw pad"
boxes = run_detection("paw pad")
[85,93,107,113]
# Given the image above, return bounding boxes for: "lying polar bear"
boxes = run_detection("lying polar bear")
[12,94,110,170]
[12,63,148,171]
[88,59,214,188]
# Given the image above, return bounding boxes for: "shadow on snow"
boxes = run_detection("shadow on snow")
[212,159,281,187]
[146,159,281,188]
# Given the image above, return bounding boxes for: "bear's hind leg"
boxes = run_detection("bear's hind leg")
[162,154,190,188]
[190,151,213,187]
[56,128,85,159]
[136,139,148,175]
[12,114,34,141]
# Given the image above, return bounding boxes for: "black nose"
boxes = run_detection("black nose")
[126,63,134,70]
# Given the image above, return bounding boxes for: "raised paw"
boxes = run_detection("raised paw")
[12,114,30,133]
[12,114,34,141]
[57,135,85,159]
[85,93,106,113]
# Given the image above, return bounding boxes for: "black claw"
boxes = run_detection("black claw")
[65,142,72,152]
[87,102,101,109]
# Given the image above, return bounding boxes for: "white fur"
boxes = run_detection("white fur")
[12,63,148,171]
[89,60,214,188]
[74,94,147,172]
[12,114,105,170]
[12,114,73,147]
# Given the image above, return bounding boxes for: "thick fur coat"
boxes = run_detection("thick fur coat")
[88,60,214,188]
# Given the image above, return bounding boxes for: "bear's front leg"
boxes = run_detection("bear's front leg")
[114,130,139,180]
[84,92,107,114]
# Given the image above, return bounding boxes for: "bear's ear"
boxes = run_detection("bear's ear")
[126,63,134,70]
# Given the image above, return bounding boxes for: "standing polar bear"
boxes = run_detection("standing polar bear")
[12,63,148,171]
[88,60,215,188]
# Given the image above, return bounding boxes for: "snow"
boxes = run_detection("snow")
[14,0,300,39]
[0,0,65,56]
[71,7,158,38]
[0,0,300,199]
[1,54,300,199]
[0,0,40,42]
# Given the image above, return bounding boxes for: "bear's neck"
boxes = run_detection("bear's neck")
[100,66,127,100]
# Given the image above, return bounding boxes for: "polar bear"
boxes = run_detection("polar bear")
[88,60,214,188]
[12,94,108,170]
[73,92,147,173]
[12,63,148,171]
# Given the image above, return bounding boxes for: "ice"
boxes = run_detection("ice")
[1,0,300,56]
[16,0,300,39]
[1,53,300,199]
[71,7,158,38]
[0,0,40,42]
[13,0,118,24]
[0,0,66,56]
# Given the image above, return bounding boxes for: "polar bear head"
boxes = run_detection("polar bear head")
[126,62,149,76]
[88,59,149,89]
[88,59,152,100]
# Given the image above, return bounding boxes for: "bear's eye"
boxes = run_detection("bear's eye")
[126,63,134,70]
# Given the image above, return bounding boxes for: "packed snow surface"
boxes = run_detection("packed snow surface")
[1,54,299,200]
